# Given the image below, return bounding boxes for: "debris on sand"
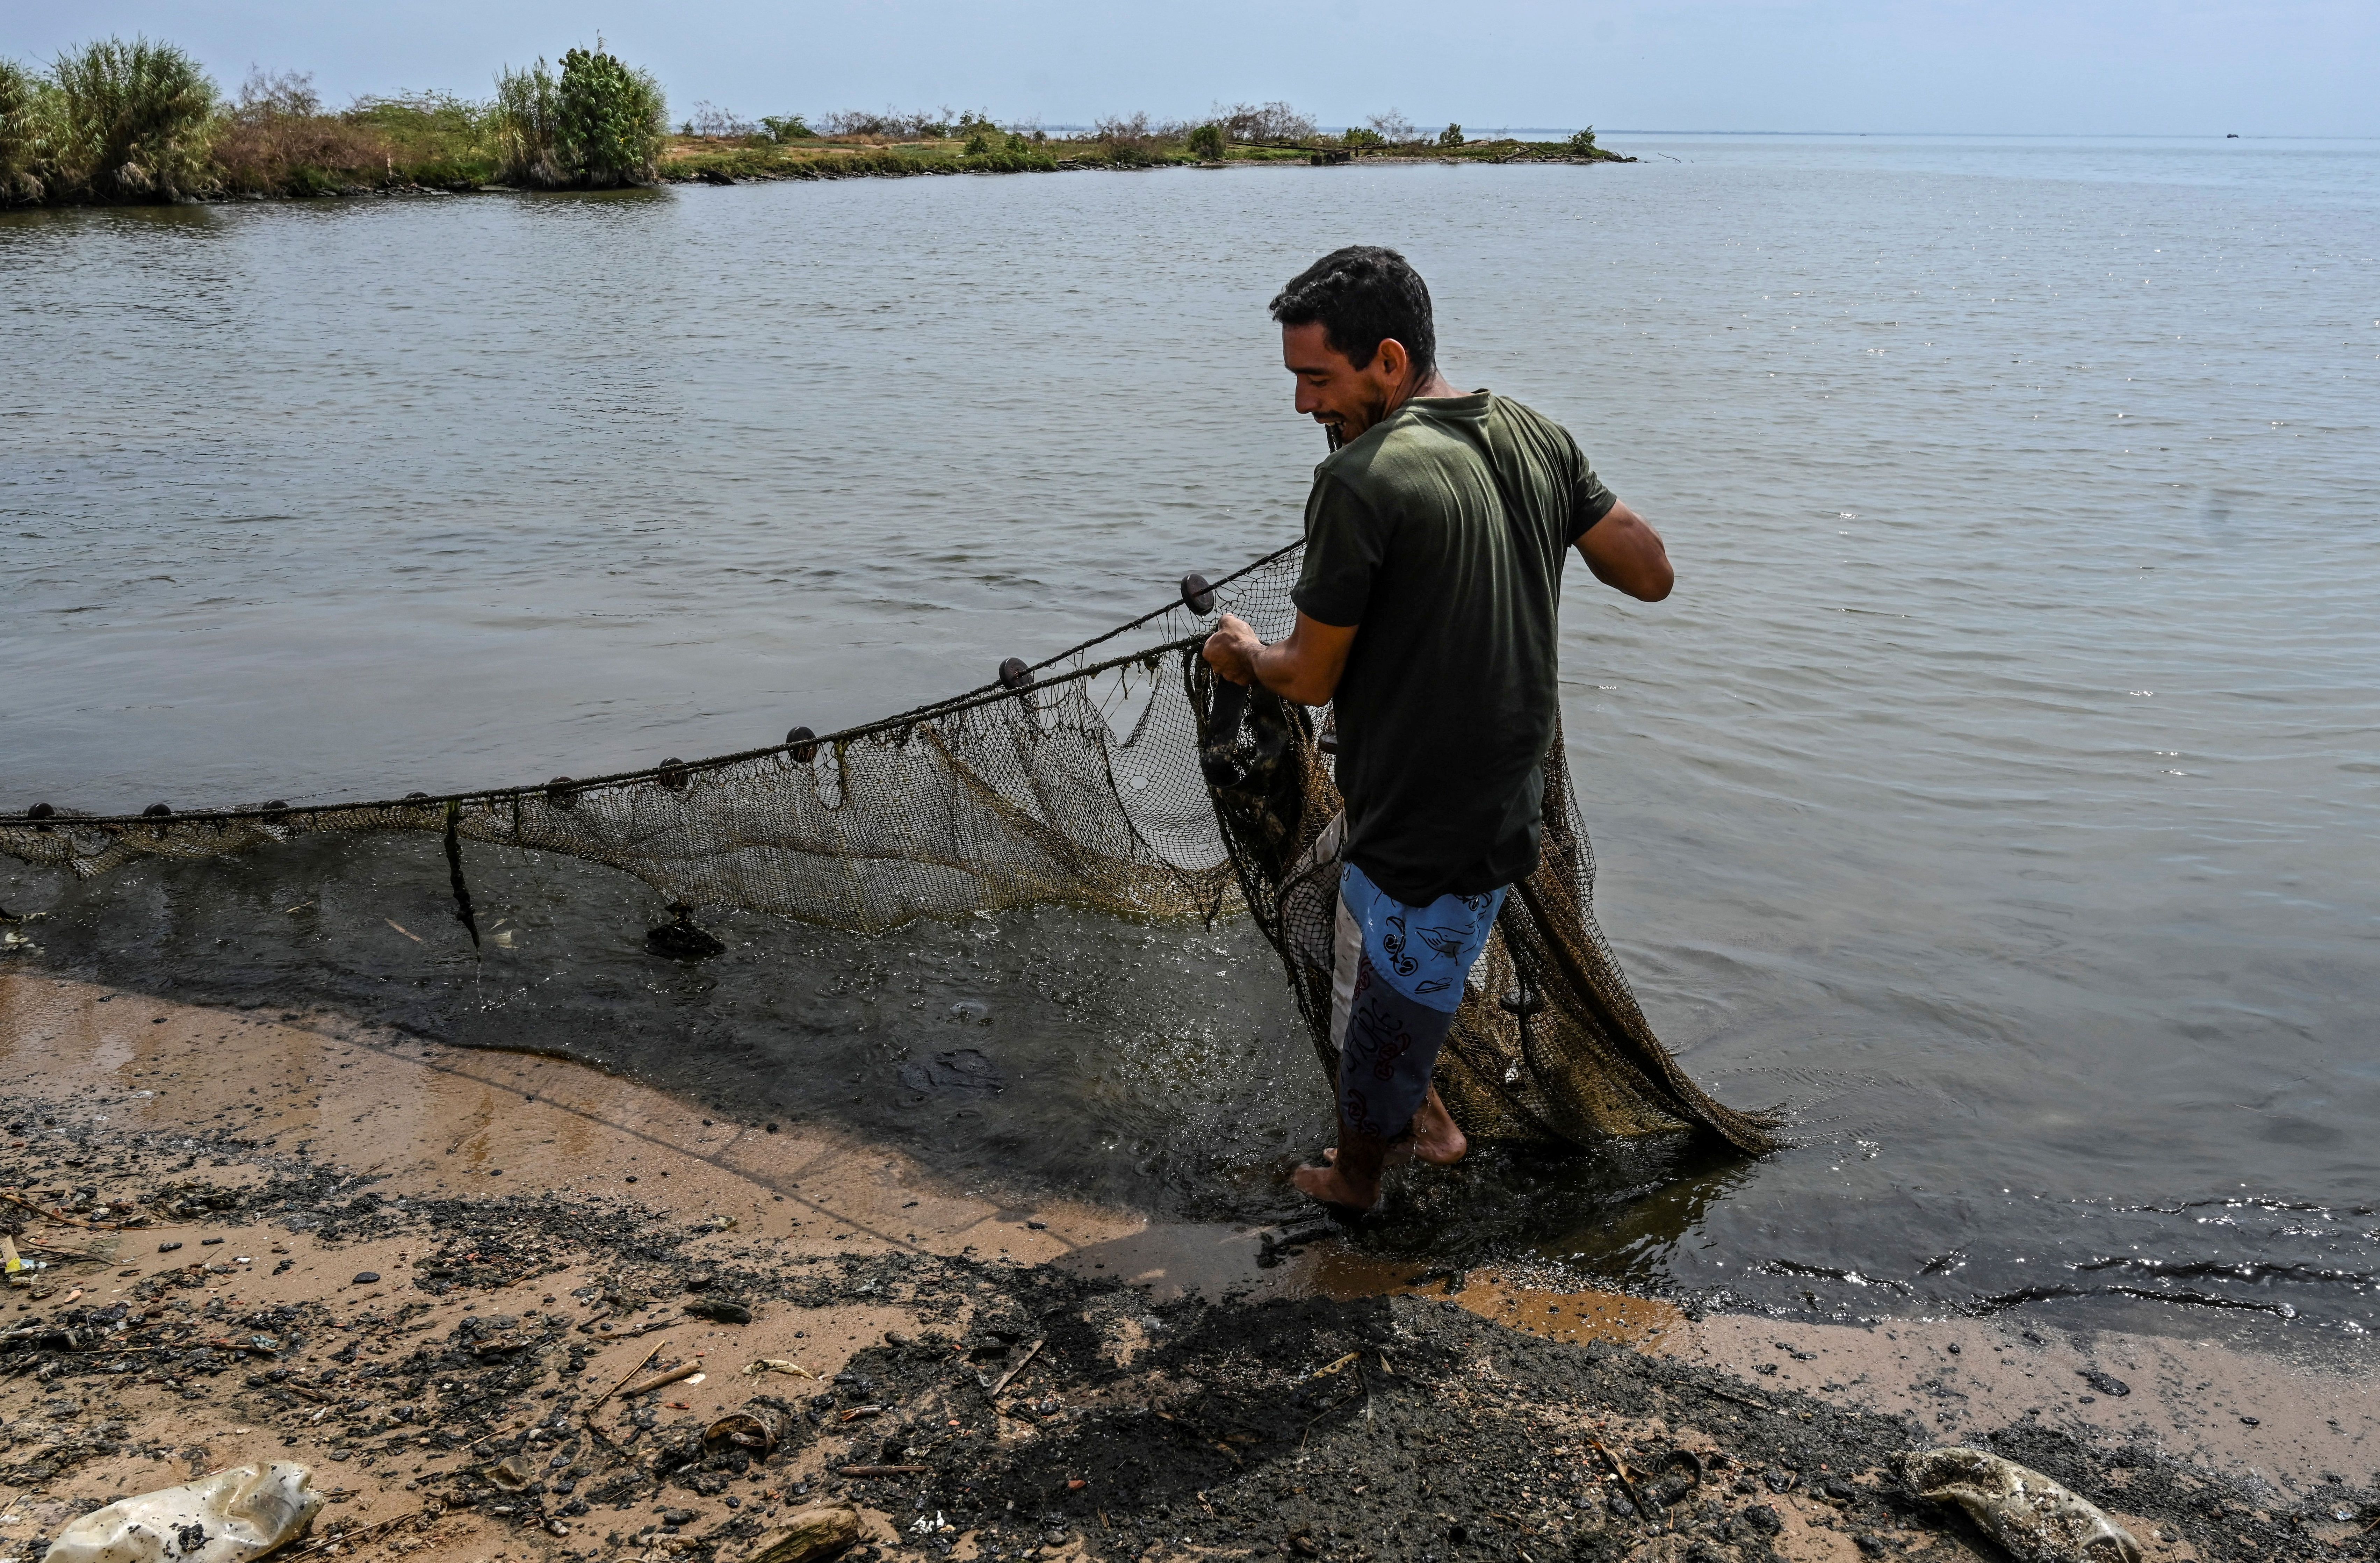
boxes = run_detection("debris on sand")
[1908,1445,2142,1562]
[0,994,2364,1563]
[744,1507,859,1563]
[46,1463,325,1563]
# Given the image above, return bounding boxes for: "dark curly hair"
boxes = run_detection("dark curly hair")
[1269,245,1436,378]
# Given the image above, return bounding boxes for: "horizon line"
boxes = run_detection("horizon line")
[1019,124,2376,142]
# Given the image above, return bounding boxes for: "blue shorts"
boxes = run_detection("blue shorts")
[1329,863,1506,1141]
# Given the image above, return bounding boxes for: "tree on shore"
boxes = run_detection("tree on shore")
[492,42,666,188]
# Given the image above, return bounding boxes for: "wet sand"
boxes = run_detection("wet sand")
[0,971,2372,1563]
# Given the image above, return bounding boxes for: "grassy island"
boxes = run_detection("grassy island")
[655,131,1631,186]
[656,106,1632,186]
[0,37,1628,209]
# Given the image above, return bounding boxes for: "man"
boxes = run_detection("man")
[1202,246,1674,1211]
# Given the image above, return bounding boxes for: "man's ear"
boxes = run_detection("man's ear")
[1372,336,1409,386]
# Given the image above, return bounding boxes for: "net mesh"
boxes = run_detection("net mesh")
[2,541,1779,1156]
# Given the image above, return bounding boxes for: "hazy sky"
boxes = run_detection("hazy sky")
[6,0,2374,138]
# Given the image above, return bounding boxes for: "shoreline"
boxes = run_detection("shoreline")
[5,35,1633,209]
[0,970,2371,1563]
[0,142,1636,211]
[651,139,1631,189]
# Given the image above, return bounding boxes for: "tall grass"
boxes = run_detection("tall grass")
[48,36,216,201]
[491,60,563,185]
[492,45,665,187]
[0,57,52,202]
[0,40,509,205]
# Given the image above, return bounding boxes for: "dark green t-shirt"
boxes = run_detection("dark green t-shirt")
[1292,391,1615,904]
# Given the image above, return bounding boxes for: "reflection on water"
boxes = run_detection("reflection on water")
[6,135,2379,1334]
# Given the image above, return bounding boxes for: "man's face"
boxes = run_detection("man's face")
[1282,321,1406,444]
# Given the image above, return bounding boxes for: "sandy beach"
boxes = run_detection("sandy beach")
[0,970,2372,1563]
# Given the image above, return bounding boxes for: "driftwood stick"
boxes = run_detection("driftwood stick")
[619,1362,701,1398]
[595,1339,666,1406]
[987,1338,1045,1397]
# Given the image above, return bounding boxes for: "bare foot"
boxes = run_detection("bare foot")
[1325,1142,1417,1169]
[1291,1161,1379,1210]
[1407,1088,1468,1166]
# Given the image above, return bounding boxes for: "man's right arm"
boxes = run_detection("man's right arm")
[1577,499,1673,602]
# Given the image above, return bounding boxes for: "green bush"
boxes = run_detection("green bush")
[1438,122,1463,148]
[557,46,664,183]
[49,36,217,201]
[0,57,53,202]
[758,113,812,141]
[1567,126,1596,154]
[492,43,664,188]
[1185,123,1225,160]
[963,128,990,155]
[1341,126,1383,150]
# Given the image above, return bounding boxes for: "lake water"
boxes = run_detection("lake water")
[6,135,2378,1336]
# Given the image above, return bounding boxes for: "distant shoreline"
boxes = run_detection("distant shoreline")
[2,143,1636,208]
[653,137,1634,189]
[0,36,1632,209]
[149,138,1636,205]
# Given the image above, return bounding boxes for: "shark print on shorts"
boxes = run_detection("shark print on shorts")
[1329,864,1508,1139]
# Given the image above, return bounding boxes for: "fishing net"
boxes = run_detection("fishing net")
[1,540,1778,1156]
